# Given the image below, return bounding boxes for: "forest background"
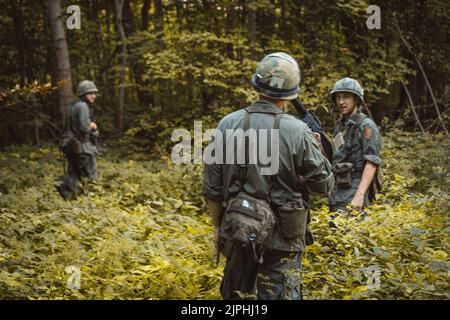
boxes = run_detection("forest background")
[0,0,448,299]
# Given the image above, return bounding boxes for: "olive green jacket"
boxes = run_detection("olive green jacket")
[66,99,97,155]
[328,111,382,210]
[203,100,334,251]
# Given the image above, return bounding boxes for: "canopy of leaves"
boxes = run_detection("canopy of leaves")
[0,0,448,147]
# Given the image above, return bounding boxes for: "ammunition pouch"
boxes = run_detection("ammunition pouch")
[277,193,309,240]
[59,131,86,155]
[59,131,84,154]
[333,162,354,187]
[222,192,275,263]
[60,131,72,154]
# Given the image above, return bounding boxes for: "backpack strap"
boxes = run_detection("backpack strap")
[239,109,283,264]
[239,110,251,189]
[239,108,283,194]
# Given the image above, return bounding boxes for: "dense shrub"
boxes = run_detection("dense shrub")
[0,131,448,299]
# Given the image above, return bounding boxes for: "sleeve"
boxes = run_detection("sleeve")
[296,129,335,195]
[202,128,224,202]
[360,120,382,167]
[77,103,92,134]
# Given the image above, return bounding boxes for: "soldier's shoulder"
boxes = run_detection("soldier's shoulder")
[218,109,246,128]
[281,113,309,132]
[360,116,378,129]
[72,99,89,110]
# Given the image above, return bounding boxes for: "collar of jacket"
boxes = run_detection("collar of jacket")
[248,100,284,114]
[341,111,365,127]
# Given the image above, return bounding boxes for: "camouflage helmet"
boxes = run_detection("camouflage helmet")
[330,77,364,104]
[77,80,98,97]
[251,52,301,100]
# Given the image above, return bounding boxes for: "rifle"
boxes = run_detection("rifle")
[291,98,333,161]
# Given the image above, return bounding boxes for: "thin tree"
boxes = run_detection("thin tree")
[114,0,127,135]
[141,0,151,31]
[154,0,165,47]
[401,81,426,136]
[393,14,448,134]
[46,0,73,127]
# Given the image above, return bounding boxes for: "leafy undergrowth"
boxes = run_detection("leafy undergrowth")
[0,130,448,299]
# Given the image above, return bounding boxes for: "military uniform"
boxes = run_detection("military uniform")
[203,53,334,300]
[328,112,381,211]
[328,78,382,212]
[58,81,99,200]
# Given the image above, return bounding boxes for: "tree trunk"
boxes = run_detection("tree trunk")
[393,14,448,134]
[114,0,127,135]
[247,1,256,44]
[154,0,165,47]
[141,0,151,31]
[225,4,234,59]
[46,0,73,128]
[174,0,183,31]
[123,0,136,37]
[401,81,425,135]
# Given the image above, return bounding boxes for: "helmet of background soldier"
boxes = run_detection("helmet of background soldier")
[77,80,99,97]
[250,52,301,100]
[330,77,364,104]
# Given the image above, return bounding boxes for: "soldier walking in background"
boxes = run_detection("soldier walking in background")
[57,80,100,200]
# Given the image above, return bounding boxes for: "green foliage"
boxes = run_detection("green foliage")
[1,0,448,146]
[0,147,220,299]
[303,130,449,299]
[0,131,448,299]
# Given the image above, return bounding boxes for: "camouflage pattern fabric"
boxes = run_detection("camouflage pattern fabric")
[250,52,301,100]
[328,111,382,212]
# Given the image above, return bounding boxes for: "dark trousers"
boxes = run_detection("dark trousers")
[58,152,97,200]
[220,240,302,300]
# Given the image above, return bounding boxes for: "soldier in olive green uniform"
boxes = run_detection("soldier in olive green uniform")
[58,80,100,200]
[328,77,382,212]
[203,53,334,300]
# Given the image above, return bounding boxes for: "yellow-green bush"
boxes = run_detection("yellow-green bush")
[0,131,448,299]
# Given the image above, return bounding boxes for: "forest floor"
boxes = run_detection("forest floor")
[0,130,448,299]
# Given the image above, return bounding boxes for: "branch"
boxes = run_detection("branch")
[393,14,448,134]
[401,80,425,136]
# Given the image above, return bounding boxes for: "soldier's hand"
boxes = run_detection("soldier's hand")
[89,122,97,130]
[312,132,322,146]
[350,193,364,212]
[312,132,327,156]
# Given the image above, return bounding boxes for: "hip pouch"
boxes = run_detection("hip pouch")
[277,193,309,240]
[60,131,74,154]
[69,141,83,154]
[222,192,275,263]
[333,162,354,187]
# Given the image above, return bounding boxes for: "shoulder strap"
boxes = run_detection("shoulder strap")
[355,113,367,126]
[239,110,250,189]
[239,110,282,192]
[346,113,368,169]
